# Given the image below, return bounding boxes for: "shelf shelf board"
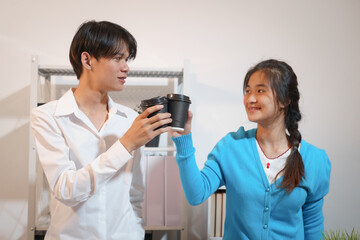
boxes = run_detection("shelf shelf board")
[144,147,176,152]
[145,225,184,231]
[38,67,183,79]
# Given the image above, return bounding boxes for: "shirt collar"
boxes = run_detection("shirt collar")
[54,89,79,116]
[54,89,128,119]
[107,94,128,118]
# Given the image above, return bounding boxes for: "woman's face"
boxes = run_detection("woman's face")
[243,70,284,126]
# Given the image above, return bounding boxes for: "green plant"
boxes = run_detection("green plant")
[322,228,360,240]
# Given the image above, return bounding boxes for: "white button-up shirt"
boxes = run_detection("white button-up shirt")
[31,89,145,240]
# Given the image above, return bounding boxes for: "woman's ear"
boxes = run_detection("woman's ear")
[81,52,92,70]
[279,100,291,109]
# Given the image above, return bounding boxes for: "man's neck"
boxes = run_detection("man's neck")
[73,80,108,115]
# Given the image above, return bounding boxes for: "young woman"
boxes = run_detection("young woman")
[171,59,331,239]
[31,21,172,239]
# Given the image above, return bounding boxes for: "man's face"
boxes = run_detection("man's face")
[89,46,130,93]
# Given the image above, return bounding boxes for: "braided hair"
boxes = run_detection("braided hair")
[243,59,304,192]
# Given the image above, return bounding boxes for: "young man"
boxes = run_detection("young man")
[31,20,172,239]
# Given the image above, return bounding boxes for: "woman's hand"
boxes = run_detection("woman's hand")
[170,110,193,138]
[120,105,172,152]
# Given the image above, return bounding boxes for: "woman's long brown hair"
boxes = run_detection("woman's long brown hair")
[243,59,304,193]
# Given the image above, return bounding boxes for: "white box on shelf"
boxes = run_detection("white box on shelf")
[145,156,165,226]
[208,188,226,239]
[164,156,182,226]
[215,193,222,237]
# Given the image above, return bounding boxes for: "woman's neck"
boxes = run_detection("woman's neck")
[256,119,290,158]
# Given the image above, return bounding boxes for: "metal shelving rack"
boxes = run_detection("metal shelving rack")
[38,67,185,79]
[28,55,189,240]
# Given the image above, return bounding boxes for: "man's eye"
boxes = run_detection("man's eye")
[258,89,264,93]
[114,55,124,60]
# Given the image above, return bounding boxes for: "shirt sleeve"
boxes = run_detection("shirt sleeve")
[129,147,145,225]
[31,108,133,207]
[302,151,331,239]
[172,133,224,205]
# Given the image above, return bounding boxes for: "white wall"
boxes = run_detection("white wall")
[1,0,359,239]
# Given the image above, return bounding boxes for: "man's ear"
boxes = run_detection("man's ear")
[81,52,92,70]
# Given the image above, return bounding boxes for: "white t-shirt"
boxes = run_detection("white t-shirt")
[256,141,301,185]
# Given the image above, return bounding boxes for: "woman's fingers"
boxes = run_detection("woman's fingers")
[169,130,181,138]
[186,110,193,123]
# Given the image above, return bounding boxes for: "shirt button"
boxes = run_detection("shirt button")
[263,224,268,229]
[265,207,269,212]
[265,187,270,192]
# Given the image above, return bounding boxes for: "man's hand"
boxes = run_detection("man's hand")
[120,105,172,152]
[169,110,193,138]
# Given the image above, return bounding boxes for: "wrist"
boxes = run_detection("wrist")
[119,138,135,153]
[172,133,195,156]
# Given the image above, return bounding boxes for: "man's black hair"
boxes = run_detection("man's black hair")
[69,20,137,79]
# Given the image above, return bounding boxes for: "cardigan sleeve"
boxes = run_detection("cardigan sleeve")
[172,133,224,205]
[302,150,331,239]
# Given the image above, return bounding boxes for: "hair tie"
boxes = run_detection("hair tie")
[293,145,299,152]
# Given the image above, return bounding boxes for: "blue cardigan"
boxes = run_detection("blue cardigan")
[172,127,331,240]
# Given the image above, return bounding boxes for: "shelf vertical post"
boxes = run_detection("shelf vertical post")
[27,55,38,240]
